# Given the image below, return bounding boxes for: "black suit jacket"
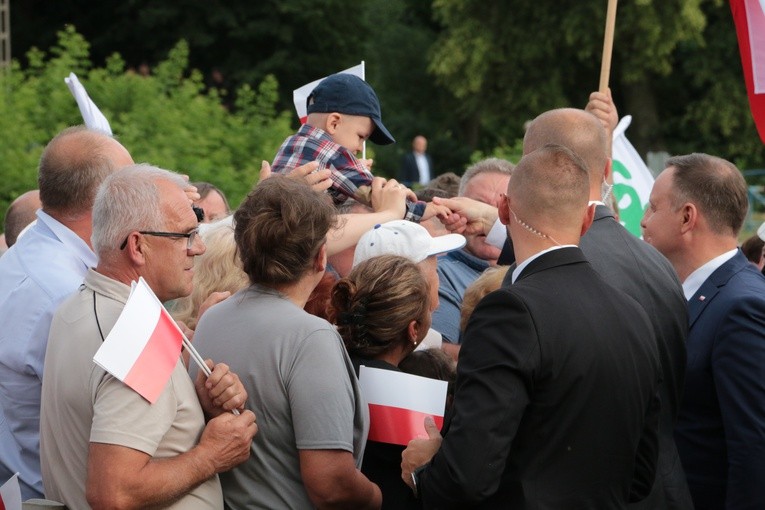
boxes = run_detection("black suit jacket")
[399,152,432,187]
[418,247,662,509]
[498,205,692,509]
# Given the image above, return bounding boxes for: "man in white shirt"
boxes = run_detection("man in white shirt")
[0,127,133,499]
[399,135,433,187]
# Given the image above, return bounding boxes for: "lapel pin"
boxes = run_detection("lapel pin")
[699,296,705,301]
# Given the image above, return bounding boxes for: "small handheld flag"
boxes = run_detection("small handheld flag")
[93,278,184,403]
[359,365,447,446]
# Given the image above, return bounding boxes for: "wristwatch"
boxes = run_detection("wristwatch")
[411,465,427,499]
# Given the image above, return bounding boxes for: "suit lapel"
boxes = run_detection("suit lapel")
[687,251,748,328]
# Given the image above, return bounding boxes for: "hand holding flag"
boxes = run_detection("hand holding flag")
[93,278,240,415]
[401,416,443,491]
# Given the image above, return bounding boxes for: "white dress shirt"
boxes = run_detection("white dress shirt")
[682,249,737,300]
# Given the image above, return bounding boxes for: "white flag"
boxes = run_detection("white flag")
[64,72,113,135]
[611,115,654,237]
[0,474,22,510]
[292,63,365,123]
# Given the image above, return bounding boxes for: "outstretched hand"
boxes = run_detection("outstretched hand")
[433,196,498,236]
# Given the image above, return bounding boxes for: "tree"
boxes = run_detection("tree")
[0,27,294,229]
[426,0,761,164]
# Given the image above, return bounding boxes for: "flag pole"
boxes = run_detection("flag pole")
[599,0,618,92]
[361,60,367,161]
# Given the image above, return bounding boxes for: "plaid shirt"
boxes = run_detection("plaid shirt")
[271,124,426,222]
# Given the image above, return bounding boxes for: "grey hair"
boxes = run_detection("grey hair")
[92,164,188,256]
[458,158,514,196]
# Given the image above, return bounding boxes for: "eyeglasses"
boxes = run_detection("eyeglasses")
[120,228,200,250]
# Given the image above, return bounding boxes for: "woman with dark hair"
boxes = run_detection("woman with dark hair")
[329,254,434,509]
[193,176,381,510]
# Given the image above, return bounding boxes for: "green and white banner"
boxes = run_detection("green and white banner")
[612,115,654,237]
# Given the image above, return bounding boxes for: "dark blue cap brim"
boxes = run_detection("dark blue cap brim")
[369,117,395,145]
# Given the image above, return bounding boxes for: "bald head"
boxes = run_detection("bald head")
[509,144,590,237]
[4,190,42,247]
[38,126,133,217]
[523,108,609,189]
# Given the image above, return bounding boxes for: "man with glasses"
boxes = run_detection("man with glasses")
[0,127,134,499]
[39,163,257,509]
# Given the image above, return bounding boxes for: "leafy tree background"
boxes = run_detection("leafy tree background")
[2,0,764,230]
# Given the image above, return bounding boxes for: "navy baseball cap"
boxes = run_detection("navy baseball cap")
[306,73,395,145]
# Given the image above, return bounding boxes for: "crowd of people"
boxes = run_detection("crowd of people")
[0,73,763,510]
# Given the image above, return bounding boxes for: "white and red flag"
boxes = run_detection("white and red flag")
[358,365,448,446]
[0,474,22,510]
[292,62,365,124]
[731,0,765,143]
[93,277,184,404]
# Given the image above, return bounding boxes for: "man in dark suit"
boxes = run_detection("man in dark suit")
[436,102,693,509]
[399,135,433,187]
[522,107,693,510]
[641,153,765,509]
[402,144,662,509]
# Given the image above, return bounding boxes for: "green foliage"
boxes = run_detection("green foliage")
[0,27,294,228]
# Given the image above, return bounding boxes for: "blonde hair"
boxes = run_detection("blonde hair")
[460,266,510,333]
[172,222,248,329]
[329,255,430,359]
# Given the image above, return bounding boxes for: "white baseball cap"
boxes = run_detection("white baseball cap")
[352,220,466,268]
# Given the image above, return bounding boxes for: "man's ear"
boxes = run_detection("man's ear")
[581,203,596,237]
[498,193,511,226]
[679,203,698,234]
[604,158,613,183]
[324,113,342,136]
[124,232,147,267]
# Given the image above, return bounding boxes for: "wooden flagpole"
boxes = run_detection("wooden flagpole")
[599,0,618,92]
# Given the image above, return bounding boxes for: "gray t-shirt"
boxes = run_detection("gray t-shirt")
[193,284,369,509]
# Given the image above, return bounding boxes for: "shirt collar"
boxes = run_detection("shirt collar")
[512,245,577,283]
[298,123,334,143]
[36,209,98,269]
[681,248,737,300]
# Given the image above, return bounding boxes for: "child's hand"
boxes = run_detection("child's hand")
[422,201,452,222]
[360,158,374,170]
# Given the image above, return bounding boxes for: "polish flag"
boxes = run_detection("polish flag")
[358,365,448,446]
[0,474,22,510]
[292,62,365,124]
[93,277,184,404]
[730,0,765,143]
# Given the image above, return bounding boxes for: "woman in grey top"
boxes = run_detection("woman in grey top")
[193,176,381,509]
